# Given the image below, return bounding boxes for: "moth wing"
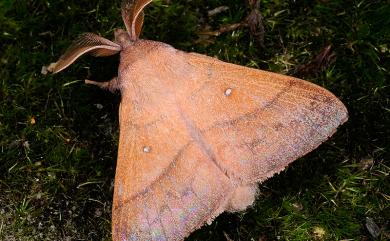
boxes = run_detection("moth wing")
[112,88,235,240]
[112,44,348,241]
[175,52,348,183]
[47,33,121,73]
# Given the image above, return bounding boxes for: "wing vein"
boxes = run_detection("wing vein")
[178,107,231,180]
[116,143,191,208]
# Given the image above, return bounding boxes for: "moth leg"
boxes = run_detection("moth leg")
[85,76,119,92]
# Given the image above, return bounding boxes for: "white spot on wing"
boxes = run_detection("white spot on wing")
[224,88,233,97]
[143,146,151,153]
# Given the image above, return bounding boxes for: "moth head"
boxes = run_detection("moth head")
[114,28,132,47]
[44,0,153,74]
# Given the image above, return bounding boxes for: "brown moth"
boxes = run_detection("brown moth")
[46,0,348,240]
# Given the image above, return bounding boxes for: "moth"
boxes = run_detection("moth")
[46,0,348,240]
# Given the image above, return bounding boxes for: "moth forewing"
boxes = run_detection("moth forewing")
[111,40,348,240]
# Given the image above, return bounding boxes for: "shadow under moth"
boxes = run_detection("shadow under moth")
[45,0,348,240]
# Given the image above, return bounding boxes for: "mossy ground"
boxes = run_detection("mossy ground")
[0,0,389,240]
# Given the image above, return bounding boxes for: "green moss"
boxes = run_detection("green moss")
[1,0,389,240]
